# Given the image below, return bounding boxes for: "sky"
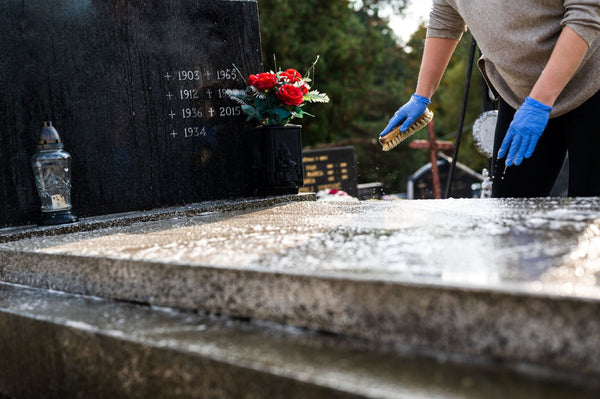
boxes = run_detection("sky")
[387,1,433,42]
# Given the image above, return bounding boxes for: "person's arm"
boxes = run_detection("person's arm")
[529,26,589,106]
[379,37,459,137]
[498,26,591,166]
[415,37,459,99]
[378,0,463,137]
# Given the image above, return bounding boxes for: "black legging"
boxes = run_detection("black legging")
[491,90,600,198]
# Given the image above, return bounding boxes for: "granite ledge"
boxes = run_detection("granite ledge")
[0,193,315,243]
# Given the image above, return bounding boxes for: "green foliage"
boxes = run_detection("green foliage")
[257,0,489,195]
[350,0,410,14]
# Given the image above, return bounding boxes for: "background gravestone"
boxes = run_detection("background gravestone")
[300,147,359,197]
[408,157,483,199]
[0,0,262,227]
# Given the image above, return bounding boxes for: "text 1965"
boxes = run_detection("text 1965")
[216,68,237,81]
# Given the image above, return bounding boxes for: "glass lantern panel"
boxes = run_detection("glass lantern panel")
[31,150,72,212]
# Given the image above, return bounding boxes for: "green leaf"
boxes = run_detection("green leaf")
[242,104,256,117]
[304,90,330,103]
[271,107,292,120]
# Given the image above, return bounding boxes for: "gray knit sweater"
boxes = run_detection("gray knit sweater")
[427,0,600,117]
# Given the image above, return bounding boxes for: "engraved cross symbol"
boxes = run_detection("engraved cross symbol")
[166,92,174,100]
[164,72,172,80]
[170,130,178,138]
[169,111,176,119]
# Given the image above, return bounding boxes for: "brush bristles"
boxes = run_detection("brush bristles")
[379,109,434,151]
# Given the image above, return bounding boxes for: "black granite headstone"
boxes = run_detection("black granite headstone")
[300,147,359,197]
[0,0,262,227]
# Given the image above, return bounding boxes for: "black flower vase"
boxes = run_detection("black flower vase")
[245,124,303,196]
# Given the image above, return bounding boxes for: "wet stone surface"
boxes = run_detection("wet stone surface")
[3,197,600,298]
[0,194,314,243]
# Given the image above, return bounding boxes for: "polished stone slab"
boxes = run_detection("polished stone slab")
[3,197,599,296]
[1,198,600,377]
[1,282,599,399]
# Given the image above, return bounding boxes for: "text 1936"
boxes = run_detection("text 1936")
[182,108,203,119]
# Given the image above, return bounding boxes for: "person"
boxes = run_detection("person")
[380,1,600,198]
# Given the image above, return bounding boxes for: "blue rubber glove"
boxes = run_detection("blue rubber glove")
[498,96,552,166]
[379,94,431,137]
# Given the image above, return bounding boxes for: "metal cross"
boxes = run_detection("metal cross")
[408,121,454,199]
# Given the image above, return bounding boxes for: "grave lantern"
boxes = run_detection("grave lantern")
[31,121,78,225]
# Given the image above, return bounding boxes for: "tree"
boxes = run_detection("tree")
[350,0,410,15]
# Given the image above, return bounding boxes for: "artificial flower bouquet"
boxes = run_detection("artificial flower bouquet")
[226,58,330,127]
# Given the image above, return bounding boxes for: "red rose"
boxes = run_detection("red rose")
[280,69,302,83]
[277,84,304,106]
[299,83,310,95]
[248,72,277,91]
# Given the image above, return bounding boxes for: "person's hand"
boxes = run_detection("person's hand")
[379,94,431,137]
[498,97,552,166]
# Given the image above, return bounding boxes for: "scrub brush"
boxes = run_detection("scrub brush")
[379,109,434,151]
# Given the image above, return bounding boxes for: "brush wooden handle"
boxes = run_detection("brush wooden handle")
[379,109,434,151]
